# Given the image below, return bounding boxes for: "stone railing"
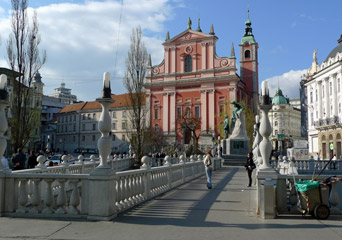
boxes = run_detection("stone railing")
[270,158,342,173]
[13,154,136,175]
[0,156,221,220]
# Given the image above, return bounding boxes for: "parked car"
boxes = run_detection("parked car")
[45,154,62,166]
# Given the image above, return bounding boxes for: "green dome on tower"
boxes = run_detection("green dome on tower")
[272,88,289,105]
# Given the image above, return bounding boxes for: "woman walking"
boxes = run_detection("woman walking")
[203,150,213,189]
[245,152,256,187]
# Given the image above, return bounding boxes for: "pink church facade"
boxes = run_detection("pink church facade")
[145,15,258,147]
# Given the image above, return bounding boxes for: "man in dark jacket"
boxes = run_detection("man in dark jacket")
[11,148,27,170]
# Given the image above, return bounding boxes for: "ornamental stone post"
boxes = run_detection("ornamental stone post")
[88,72,116,221]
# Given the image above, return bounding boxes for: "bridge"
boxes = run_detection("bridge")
[0,166,342,240]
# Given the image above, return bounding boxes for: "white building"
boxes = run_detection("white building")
[49,82,77,105]
[268,88,302,153]
[303,34,342,159]
[56,93,135,154]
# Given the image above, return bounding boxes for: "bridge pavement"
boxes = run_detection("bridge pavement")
[0,166,342,240]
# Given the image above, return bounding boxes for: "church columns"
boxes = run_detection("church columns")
[208,89,215,131]
[208,42,214,69]
[201,43,206,70]
[165,48,169,74]
[200,90,207,132]
[171,47,176,73]
[163,93,169,133]
[169,92,176,132]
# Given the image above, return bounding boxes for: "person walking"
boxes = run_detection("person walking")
[245,152,256,187]
[330,154,337,170]
[203,149,213,189]
[11,148,27,170]
[27,150,38,169]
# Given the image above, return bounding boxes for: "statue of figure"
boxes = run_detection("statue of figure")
[187,17,192,30]
[313,49,317,63]
[230,101,243,133]
[223,115,230,139]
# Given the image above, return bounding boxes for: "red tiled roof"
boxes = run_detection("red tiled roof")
[59,93,146,113]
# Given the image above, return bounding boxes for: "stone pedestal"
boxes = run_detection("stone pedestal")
[223,138,249,155]
[87,168,116,221]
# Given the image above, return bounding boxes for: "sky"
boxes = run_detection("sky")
[0,0,341,102]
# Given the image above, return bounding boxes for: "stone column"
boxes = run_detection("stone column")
[317,82,323,119]
[169,92,175,132]
[208,89,215,131]
[165,48,169,74]
[325,78,330,117]
[163,93,169,134]
[171,47,176,73]
[332,74,338,116]
[200,90,207,131]
[208,42,214,69]
[201,43,206,70]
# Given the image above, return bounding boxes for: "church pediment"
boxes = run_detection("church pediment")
[164,30,216,45]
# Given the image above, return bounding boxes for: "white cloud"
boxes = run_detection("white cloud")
[262,69,307,99]
[0,0,175,101]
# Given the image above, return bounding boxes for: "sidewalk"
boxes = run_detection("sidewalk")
[0,166,341,240]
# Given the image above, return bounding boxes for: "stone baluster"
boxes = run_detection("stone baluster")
[36,155,46,169]
[68,179,80,215]
[42,179,54,214]
[259,81,273,170]
[56,179,67,214]
[0,74,9,172]
[78,155,84,165]
[141,156,151,200]
[61,155,69,166]
[90,154,96,164]
[190,155,194,162]
[16,179,28,213]
[29,179,41,214]
[329,180,341,214]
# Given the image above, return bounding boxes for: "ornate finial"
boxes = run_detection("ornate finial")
[102,72,111,98]
[187,17,192,30]
[196,18,202,32]
[209,24,215,35]
[165,31,170,41]
[148,54,152,67]
[230,42,236,58]
[338,34,342,45]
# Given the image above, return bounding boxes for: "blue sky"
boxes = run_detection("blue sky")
[0,0,341,101]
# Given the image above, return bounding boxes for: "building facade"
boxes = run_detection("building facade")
[49,82,77,105]
[268,89,302,153]
[56,93,134,154]
[303,34,342,159]
[145,14,259,149]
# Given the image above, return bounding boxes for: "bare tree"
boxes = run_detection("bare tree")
[7,0,46,152]
[178,113,201,154]
[124,26,148,164]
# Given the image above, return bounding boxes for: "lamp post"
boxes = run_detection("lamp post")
[95,72,114,170]
[259,81,273,170]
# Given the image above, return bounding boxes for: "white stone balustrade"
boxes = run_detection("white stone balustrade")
[0,155,221,220]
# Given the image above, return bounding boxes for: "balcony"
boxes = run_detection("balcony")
[314,116,340,130]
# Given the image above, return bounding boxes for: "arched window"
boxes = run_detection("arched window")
[185,55,192,72]
[245,50,250,59]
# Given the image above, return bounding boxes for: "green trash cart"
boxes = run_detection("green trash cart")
[295,180,330,220]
